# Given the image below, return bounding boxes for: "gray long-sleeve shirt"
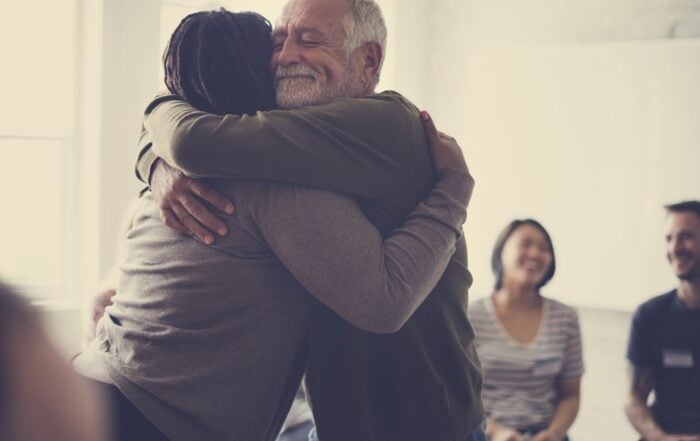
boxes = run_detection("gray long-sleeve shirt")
[79,169,472,441]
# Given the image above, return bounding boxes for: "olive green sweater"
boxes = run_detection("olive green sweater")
[138,91,484,441]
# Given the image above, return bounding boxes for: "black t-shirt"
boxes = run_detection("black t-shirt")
[627,290,700,434]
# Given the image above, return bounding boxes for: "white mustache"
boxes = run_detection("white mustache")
[275,65,318,80]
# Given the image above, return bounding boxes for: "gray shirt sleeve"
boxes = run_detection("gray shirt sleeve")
[252,169,473,334]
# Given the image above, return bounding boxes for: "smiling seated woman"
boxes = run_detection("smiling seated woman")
[468,219,584,441]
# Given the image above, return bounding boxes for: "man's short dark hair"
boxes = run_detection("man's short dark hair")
[664,200,700,218]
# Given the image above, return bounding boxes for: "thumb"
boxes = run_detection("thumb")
[420,110,439,144]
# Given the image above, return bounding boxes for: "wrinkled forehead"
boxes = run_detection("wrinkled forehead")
[274,0,350,39]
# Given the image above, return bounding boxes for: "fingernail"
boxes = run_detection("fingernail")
[218,228,227,236]
[420,111,430,121]
[205,235,214,245]
[225,204,234,214]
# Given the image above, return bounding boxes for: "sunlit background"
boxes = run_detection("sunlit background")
[0,1,698,439]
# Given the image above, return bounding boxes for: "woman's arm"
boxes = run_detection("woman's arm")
[531,380,581,441]
[253,168,472,333]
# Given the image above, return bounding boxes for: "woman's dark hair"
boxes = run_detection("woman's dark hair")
[163,8,276,116]
[491,218,556,291]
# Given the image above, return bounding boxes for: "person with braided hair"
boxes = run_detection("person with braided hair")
[160,9,276,117]
[76,5,478,441]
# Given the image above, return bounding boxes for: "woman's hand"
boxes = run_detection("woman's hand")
[493,428,526,441]
[486,419,527,441]
[151,159,234,245]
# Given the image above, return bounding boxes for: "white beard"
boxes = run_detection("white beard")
[275,62,363,109]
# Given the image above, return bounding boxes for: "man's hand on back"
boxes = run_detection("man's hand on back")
[151,159,235,245]
[420,110,474,206]
[420,111,471,177]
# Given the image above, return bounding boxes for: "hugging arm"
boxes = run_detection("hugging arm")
[248,115,472,332]
[138,92,419,196]
[136,92,428,242]
[255,168,473,333]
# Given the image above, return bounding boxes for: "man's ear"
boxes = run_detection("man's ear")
[359,41,383,90]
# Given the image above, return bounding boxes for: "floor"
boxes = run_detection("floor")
[568,307,639,441]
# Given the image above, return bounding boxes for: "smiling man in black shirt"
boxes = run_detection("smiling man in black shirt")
[626,200,700,441]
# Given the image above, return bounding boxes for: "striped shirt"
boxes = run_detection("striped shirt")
[468,296,584,430]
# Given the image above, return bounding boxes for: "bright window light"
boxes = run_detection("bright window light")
[0,139,64,293]
[0,0,76,137]
[0,0,77,301]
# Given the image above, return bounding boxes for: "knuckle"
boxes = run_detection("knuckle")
[189,205,206,219]
[178,210,193,223]
[178,194,198,209]
[196,185,216,201]
[189,180,207,193]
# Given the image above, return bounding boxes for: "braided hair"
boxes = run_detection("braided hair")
[163,8,277,115]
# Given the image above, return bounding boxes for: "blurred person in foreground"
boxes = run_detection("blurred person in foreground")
[469,219,583,441]
[0,282,105,441]
[76,5,478,441]
[625,201,700,441]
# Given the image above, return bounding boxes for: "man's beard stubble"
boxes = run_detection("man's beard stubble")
[669,252,700,282]
[275,62,363,109]
[676,265,700,282]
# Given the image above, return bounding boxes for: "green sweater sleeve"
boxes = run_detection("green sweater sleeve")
[137,91,426,199]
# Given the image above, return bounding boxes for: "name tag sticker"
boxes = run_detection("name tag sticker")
[531,358,562,377]
[662,350,694,368]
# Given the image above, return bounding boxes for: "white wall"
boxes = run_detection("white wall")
[45,0,163,355]
[95,0,161,280]
[462,40,700,310]
[414,0,700,311]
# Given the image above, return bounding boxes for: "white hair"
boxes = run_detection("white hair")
[342,0,387,86]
